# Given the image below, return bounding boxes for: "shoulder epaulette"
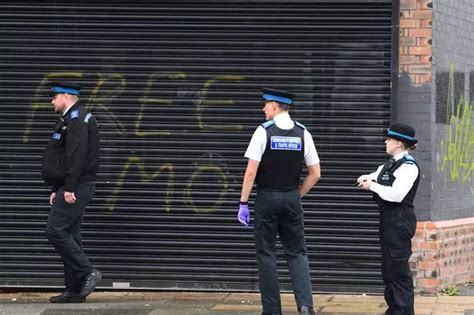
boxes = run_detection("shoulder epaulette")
[69,110,80,119]
[261,120,275,129]
[404,154,415,161]
[294,121,306,130]
[403,154,417,165]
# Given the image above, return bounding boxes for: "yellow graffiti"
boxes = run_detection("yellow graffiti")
[86,73,127,135]
[26,72,238,212]
[439,65,474,195]
[135,72,186,137]
[197,75,244,131]
[184,164,228,214]
[23,71,83,143]
[106,157,174,212]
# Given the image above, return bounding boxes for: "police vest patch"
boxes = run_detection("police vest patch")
[70,110,79,119]
[381,172,390,181]
[270,136,302,151]
[53,133,61,140]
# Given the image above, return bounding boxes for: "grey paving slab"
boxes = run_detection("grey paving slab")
[0,291,473,315]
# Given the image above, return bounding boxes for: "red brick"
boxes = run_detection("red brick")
[418,260,438,270]
[418,221,436,230]
[420,19,432,27]
[410,9,433,19]
[420,37,432,46]
[409,28,432,37]
[400,19,417,28]
[400,55,416,64]
[417,241,439,250]
[408,64,431,74]
[409,47,432,55]
[400,0,417,9]
[418,278,439,287]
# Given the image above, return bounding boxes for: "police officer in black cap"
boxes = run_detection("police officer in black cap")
[238,88,321,315]
[42,81,101,303]
[357,123,420,315]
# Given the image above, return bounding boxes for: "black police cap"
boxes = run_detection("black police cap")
[50,81,81,96]
[262,87,294,106]
[385,123,418,145]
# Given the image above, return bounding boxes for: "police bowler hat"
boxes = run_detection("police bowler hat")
[262,87,294,106]
[50,81,81,96]
[385,123,418,145]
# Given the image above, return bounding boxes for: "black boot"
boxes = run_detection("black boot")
[50,290,85,303]
[79,268,102,298]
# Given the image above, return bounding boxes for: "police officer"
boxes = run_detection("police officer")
[238,88,321,315]
[357,123,420,315]
[42,81,102,303]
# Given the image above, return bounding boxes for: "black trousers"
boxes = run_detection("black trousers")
[254,188,313,314]
[45,182,95,294]
[379,206,417,315]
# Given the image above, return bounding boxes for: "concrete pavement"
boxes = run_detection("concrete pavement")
[0,291,473,315]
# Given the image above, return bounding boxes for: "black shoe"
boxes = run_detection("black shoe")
[299,305,316,315]
[50,291,85,303]
[79,268,102,298]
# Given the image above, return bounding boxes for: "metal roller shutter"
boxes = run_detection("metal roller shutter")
[0,0,395,293]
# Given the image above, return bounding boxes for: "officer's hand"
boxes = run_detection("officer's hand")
[357,175,369,184]
[358,180,372,191]
[50,192,56,205]
[238,202,250,226]
[64,191,77,204]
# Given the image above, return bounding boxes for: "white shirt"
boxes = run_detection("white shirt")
[62,103,75,116]
[368,151,419,202]
[244,112,320,166]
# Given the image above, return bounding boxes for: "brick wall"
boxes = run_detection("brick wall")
[399,0,433,84]
[411,218,474,293]
[398,0,433,221]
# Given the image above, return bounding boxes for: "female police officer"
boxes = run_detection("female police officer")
[357,123,420,315]
[238,88,321,315]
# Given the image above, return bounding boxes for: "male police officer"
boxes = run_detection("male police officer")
[238,88,321,315]
[42,81,101,303]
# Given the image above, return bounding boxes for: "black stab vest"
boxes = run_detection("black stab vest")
[373,155,421,210]
[256,120,305,191]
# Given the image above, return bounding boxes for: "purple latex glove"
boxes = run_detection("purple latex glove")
[238,202,250,226]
